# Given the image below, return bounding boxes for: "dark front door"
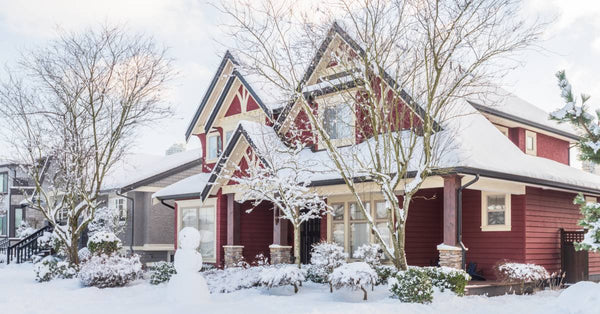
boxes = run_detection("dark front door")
[561,229,589,283]
[300,219,321,264]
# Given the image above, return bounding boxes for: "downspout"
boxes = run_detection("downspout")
[116,190,135,255]
[160,199,175,210]
[457,174,479,270]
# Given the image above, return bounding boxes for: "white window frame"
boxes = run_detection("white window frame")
[176,198,217,263]
[481,191,512,232]
[206,133,222,162]
[525,130,537,156]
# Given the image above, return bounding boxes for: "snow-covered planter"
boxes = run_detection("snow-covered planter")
[87,231,122,255]
[33,256,77,282]
[259,265,306,293]
[495,262,549,282]
[389,267,433,304]
[423,266,470,296]
[78,254,143,288]
[150,261,177,285]
[309,242,347,289]
[353,243,384,267]
[328,262,378,301]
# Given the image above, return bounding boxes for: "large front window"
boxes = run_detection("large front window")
[481,192,511,231]
[323,104,353,140]
[178,200,216,261]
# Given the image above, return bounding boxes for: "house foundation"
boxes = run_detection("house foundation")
[223,245,244,267]
[269,245,292,264]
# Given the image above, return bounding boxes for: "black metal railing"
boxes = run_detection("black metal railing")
[4,225,52,264]
[0,237,10,261]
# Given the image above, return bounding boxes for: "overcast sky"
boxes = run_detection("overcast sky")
[0,0,599,158]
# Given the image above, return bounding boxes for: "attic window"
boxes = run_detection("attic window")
[207,133,222,161]
[323,104,353,140]
[525,130,537,156]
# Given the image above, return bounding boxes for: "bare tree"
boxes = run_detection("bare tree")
[0,24,174,264]
[218,0,544,269]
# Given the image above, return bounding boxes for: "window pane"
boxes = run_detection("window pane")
[336,105,353,138]
[198,206,215,259]
[488,212,505,225]
[181,208,198,230]
[208,135,221,159]
[324,107,338,139]
[376,222,391,247]
[0,173,6,193]
[0,215,6,235]
[225,131,233,145]
[487,195,506,211]
[332,204,344,221]
[375,201,388,219]
[350,202,369,220]
[526,136,534,150]
[333,223,344,247]
[351,223,369,256]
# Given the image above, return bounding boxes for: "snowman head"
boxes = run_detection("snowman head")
[179,227,201,250]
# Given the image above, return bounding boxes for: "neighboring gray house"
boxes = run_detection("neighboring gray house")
[100,149,203,264]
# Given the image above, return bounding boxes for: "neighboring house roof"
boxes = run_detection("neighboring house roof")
[107,149,203,193]
[468,88,580,140]
[102,153,164,191]
[153,172,211,200]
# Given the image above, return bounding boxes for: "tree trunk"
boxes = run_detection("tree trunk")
[393,223,408,270]
[294,225,301,268]
[293,282,299,293]
[329,282,333,293]
[361,286,368,301]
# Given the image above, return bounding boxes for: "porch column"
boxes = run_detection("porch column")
[271,207,292,264]
[438,175,464,269]
[224,193,243,267]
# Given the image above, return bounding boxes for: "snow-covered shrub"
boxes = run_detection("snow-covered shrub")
[374,264,397,285]
[328,262,378,301]
[204,266,265,293]
[33,256,77,282]
[353,243,384,268]
[16,221,35,238]
[78,254,143,288]
[423,266,470,296]
[495,262,549,282]
[150,261,177,285]
[259,265,306,293]
[389,267,433,304]
[88,205,125,236]
[252,253,269,266]
[78,247,91,263]
[87,231,122,255]
[573,194,600,252]
[309,242,347,288]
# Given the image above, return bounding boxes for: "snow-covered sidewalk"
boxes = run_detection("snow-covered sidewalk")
[0,263,597,314]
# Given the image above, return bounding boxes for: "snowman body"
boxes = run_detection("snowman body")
[168,227,210,303]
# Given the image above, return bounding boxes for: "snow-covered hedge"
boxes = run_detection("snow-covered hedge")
[308,242,347,286]
[495,262,549,282]
[374,264,397,285]
[34,256,77,282]
[78,254,143,288]
[87,231,122,255]
[259,265,306,293]
[329,262,378,300]
[204,266,265,293]
[423,266,470,296]
[150,261,177,285]
[78,247,92,263]
[389,267,433,303]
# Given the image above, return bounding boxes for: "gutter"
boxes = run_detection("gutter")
[457,174,479,270]
[116,190,135,255]
[160,199,175,210]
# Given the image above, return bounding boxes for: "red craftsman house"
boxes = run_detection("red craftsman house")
[154,24,600,281]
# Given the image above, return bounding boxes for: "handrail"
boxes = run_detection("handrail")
[5,225,52,264]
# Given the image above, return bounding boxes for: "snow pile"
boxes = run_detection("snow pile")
[259,265,306,293]
[78,254,143,288]
[329,262,378,300]
[557,281,600,313]
[496,262,549,282]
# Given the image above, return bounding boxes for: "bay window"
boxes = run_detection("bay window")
[178,199,216,262]
[481,192,511,231]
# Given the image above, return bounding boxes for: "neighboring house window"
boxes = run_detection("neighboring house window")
[495,125,509,137]
[525,130,537,156]
[323,104,353,141]
[114,197,127,220]
[481,192,512,231]
[0,172,7,193]
[207,133,222,160]
[177,199,216,262]
[15,207,24,231]
[0,214,6,235]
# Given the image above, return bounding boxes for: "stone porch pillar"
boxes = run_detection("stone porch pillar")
[269,245,292,264]
[224,193,243,267]
[271,208,292,264]
[438,175,465,269]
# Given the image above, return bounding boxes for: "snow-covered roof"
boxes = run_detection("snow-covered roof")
[102,153,164,191]
[468,88,579,140]
[153,172,211,200]
[114,148,203,191]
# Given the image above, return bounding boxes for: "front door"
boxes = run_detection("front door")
[300,218,321,264]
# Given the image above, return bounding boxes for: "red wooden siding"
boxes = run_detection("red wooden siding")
[404,188,444,267]
[536,133,569,165]
[285,107,316,147]
[224,86,242,117]
[462,190,526,278]
[524,187,600,275]
[239,200,274,264]
[509,127,525,151]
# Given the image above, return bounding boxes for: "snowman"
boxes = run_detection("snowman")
[167,227,210,303]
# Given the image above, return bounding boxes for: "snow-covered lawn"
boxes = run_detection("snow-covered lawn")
[1,263,598,314]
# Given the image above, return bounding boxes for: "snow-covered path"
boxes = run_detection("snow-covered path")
[0,263,597,314]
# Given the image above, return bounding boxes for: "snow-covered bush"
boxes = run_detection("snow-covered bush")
[353,243,384,267]
[309,242,347,288]
[150,261,177,285]
[574,194,600,252]
[78,254,143,288]
[374,264,397,285]
[423,266,470,296]
[78,247,91,263]
[389,267,434,303]
[259,265,306,293]
[87,231,122,255]
[16,221,35,238]
[88,206,125,236]
[34,256,77,282]
[204,266,265,293]
[495,262,549,283]
[252,253,269,266]
[329,262,378,300]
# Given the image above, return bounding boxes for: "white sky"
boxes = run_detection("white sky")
[0,0,599,158]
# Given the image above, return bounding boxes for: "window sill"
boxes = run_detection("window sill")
[481,225,511,232]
